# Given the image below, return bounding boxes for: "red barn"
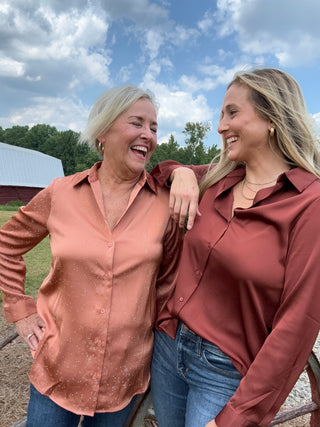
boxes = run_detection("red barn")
[0,142,64,205]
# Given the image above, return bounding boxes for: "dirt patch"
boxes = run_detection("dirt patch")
[0,305,32,427]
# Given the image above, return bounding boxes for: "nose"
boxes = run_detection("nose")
[141,126,155,141]
[217,116,228,134]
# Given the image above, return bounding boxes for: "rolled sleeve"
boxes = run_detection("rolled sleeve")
[151,160,208,186]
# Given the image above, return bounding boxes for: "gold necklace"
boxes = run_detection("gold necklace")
[241,178,256,201]
[244,180,276,193]
[245,176,278,185]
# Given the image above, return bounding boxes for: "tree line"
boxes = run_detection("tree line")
[0,122,220,176]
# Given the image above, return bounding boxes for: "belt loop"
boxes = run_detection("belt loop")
[179,321,184,334]
[196,335,202,356]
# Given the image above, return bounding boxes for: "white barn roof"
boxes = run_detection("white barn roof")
[0,142,64,188]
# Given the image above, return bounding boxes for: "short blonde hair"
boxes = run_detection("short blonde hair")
[79,85,158,150]
[200,68,320,198]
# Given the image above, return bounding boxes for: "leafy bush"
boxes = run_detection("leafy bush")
[0,201,24,211]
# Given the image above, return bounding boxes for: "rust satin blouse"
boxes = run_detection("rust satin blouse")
[0,162,183,415]
[152,161,320,427]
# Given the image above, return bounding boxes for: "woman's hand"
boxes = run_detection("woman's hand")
[15,312,46,351]
[169,167,201,230]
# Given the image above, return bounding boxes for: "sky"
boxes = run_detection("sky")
[1,0,320,148]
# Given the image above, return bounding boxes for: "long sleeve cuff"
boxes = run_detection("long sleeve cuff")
[2,293,37,323]
[216,404,259,427]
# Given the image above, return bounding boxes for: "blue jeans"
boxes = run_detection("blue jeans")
[151,323,242,427]
[26,384,137,427]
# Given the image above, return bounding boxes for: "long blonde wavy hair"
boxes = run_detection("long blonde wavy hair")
[199,68,320,199]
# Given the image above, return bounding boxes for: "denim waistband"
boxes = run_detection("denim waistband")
[178,321,224,356]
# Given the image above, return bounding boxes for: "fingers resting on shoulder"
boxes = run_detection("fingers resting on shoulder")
[169,167,201,230]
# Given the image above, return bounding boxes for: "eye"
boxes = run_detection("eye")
[132,122,142,127]
[230,109,237,116]
[151,127,157,134]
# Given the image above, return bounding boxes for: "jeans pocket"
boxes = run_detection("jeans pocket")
[201,345,242,379]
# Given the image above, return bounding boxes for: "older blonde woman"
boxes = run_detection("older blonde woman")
[0,85,183,427]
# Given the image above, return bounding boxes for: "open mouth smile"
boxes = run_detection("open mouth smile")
[226,136,238,146]
[131,145,148,159]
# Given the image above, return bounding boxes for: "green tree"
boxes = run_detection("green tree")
[147,122,220,171]
[1,122,220,177]
[23,124,58,152]
[182,121,211,164]
[48,130,77,175]
[147,134,181,171]
[0,126,4,142]
[2,125,29,147]
[206,143,220,163]
[74,142,100,172]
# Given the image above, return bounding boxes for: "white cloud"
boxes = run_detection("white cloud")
[118,65,134,83]
[0,55,25,77]
[179,75,218,93]
[26,75,41,82]
[158,132,176,145]
[215,0,320,66]
[179,62,251,93]
[145,30,164,60]
[0,1,112,90]
[1,96,90,132]
[100,0,169,26]
[77,50,112,86]
[158,90,211,126]
[197,10,214,34]
[171,25,200,45]
[2,0,318,148]
[0,3,10,13]
[140,61,213,142]
[313,113,320,135]
[126,10,200,63]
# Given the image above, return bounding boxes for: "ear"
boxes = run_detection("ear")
[268,121,274,131]
[97,135,105,143]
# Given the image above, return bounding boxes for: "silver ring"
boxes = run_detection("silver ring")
[27,333,34,340]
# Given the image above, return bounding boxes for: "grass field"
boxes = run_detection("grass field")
[0,210,51,299]
[0,210,52,426]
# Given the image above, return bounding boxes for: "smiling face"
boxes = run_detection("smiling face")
[218,83,272,164]
[98,98,157,179]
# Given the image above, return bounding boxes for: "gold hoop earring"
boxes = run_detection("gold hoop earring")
[98,141,104,153]
[270,127,275,138]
